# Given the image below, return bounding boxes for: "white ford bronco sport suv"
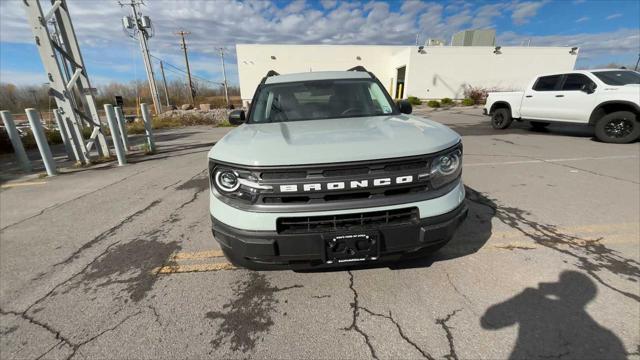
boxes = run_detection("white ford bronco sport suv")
[484,69,640,143]
[208,67,467,270]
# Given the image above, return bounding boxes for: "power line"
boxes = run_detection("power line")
[175,30,195,104]
[148,54,224,85]
[118,0,162,114]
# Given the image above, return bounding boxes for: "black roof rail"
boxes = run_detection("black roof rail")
[259,70,280,85]
[348,65,377,80]
[347,66,368,72]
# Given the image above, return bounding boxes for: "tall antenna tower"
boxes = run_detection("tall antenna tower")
[22,0,110,164]
[120,0,162,114]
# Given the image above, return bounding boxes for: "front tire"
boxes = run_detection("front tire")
[491,108,513,129]
[594,111,639,144]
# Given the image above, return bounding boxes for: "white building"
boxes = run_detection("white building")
[236,44,578,103]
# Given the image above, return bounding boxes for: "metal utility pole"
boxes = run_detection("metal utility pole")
[159,61,171,107]
[23,0,110,164]
[218,47,230,108]
[176,30,195,105]
[120,0,162,114]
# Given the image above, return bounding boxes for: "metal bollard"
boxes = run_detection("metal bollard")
[53,109,76,161]
[25,108,57,176]
[104,104,126,166]
[1,110,32,172]
[114,106,129,152]
[140,103,156,153]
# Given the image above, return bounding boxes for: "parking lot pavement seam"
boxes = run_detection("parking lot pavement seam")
[0,165,158,232]
[465,153,639,185]
[435,309,462,360]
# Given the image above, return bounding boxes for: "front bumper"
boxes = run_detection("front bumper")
[212,201,468,270]
[482,108,489,116]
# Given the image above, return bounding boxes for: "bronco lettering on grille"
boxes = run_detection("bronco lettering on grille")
[279,175,414,192]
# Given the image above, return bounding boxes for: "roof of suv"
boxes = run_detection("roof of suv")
[264,71,372,84]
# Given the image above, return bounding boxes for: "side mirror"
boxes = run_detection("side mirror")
[581,83,596,94]
[397,100,413,114]
[228,109,246,125]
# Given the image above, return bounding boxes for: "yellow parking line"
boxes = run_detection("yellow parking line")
[1,181,47,188]
[155,262,235,274]
[172,249,224,260]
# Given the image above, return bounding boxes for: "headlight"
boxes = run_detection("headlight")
[215,170,240,192]
[210,161,273,203]
[429,147,462,188]
[432,150,461,176]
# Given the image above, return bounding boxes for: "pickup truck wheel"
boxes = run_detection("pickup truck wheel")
[594,111,639,144]
[530,121,550,130]
[491,108,512,129]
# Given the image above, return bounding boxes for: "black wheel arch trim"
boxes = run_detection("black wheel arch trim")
[489,101,512,116]
[588,101,640,126]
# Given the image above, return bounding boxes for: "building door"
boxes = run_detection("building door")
[395,66,406,99]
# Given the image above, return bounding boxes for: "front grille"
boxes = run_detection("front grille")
[276,207,418,234]
[259,154,435,205]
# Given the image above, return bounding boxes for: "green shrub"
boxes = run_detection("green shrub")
[441,98,454,106]
[427,100,440,108]
[407,96,422,105]
[461,98,475,106]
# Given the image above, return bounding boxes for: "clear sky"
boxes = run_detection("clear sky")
[1,0,638,87]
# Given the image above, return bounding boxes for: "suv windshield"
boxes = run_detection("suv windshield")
[249,79,397,123]
[592,70,640,86]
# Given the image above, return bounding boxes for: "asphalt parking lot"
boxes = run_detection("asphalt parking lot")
[1,107,638,359]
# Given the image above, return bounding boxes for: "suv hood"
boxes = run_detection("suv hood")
[209,115,460,166]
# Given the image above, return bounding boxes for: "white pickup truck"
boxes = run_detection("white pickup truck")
[484,69,640,143]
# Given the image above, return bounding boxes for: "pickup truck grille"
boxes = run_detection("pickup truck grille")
[276,207,418,234]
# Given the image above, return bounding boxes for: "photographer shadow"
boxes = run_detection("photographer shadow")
[481,271,627,360]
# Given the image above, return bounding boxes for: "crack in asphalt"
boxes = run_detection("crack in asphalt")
[0,308,75,352]
[35,340,64,360]
[360,307,436,360]
[147,305,162,326]
[343,271,436,360]
[343,270,378,359]
[435,309,462,360]
[465,187,640,302]
[2,308,144,360]
[52,200,162,267]
[445,273,479,317]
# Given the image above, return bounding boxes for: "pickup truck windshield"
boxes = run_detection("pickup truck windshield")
[592,71,640,86]
[249,79,397,123]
